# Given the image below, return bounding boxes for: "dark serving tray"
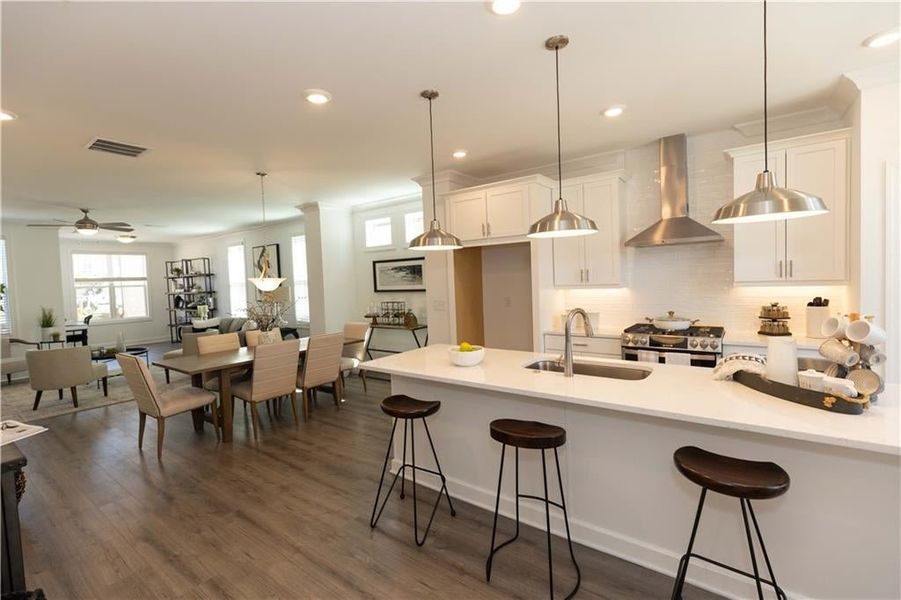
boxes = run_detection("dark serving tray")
[733,371,868,415]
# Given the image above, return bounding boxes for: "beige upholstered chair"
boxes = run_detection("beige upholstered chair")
[245,328,283,348]
[26,346,108,410]
[161,330,217,383]
[196,333,247,391]
[231,339,301,440]
[296,332,344,421]
[1,335,38,384]
[340,322,371,392]
[117,353,219,459]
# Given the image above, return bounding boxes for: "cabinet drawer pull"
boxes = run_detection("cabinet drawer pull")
[481,223,485,237]
[789,259,793,278]
[779,260,783,278]
[585,268,589,282]
[572,343,589,347]
[487,222,491,236]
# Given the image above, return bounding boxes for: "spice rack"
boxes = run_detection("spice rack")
[758,302,791,336]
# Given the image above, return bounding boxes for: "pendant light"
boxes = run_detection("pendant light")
[528,35,598,239]
[408,90,463,251]
[248,172,286,292]
[712,0,827,224]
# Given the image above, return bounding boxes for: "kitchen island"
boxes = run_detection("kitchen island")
[364,345,900,600]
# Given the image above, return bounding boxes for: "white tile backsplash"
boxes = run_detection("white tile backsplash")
[562,128,849,338]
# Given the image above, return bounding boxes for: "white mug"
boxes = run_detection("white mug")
[821,314,849,339]
[845,319,887,346]
[818,338,860,367]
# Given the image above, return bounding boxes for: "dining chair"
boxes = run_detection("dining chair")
[161,330,217,383]
[245,328,283,348]
[116,353,219,459]
[296,332,344,421]
[230,339,301,441]
[340,322,371,393]
[66,315,93,347]
[196,332,248,392]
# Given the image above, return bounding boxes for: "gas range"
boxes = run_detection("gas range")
[620,324,725,368]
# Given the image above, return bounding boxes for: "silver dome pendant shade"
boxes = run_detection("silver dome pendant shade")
[712,0,827,225]
[408,90,463,252]
[528,35,598,239]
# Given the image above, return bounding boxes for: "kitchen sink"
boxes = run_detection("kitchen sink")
[525,359,652,381]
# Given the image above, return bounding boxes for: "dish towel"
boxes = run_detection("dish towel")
[637,350,660,363]
[664,352,692,366]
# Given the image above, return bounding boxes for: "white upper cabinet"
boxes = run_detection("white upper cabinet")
[444,175,553,243]
[727,129,850,284]
[552,173,625,287]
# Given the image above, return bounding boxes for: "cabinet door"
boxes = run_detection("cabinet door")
[486,185,530,238]
[732,151,785,283]
[448,191,487,241]
[784,138,848,282]
[583,179,621,285]
[552,185,585,286]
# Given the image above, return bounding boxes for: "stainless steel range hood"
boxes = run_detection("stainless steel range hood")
[625,134,723,247]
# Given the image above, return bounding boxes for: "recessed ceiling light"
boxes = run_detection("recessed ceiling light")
[0,111,17,121]
[305,89,332,104]
[603,105,625,118]
[491,0,520,15]
[863,28,901,48]
[452,150,467,159]
[116,234,137,244]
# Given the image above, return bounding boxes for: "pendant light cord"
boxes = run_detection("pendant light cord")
[763,0,769,172]
[258,172,267,224]
[555,46,563,200]
[428,97,438,218]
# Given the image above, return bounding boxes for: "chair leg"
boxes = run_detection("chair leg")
[740,498,765,600]
[747,500,787,600]
[400,419,409,499]
[540,450,555,599]
[210,400,220,442]
[671,487,708,600]
[33,390,43,410]
[486,444,508,582]
[165,369,170,384]
[302,388,311,421]
[102,377,108,397]
[360,370,368,393]
[290,391,299,425]
[5,374,11,385]
[156,417,165,460]
[265,400,273,421]
[334,377,343,408]
[370,419,399,528]
[58,389,63,400]
[250,403,260,441]
[70,386,79,408]
[138,412,147,450]
[553,447,581,599]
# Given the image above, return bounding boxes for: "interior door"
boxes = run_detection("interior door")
[583,179,620,285]
[552,185,585,286]
[732,151,785,283]
[448,191,487,241]
[784,138,848,282]
[485,185,529,238]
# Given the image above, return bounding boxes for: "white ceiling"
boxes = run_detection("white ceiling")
[2,1,897,240]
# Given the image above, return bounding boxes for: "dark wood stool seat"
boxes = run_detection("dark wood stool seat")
[380,394,441,419]
[674,446,790,500]
[489,419,566,449]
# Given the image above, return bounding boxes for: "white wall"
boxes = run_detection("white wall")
[481,243,532,351]
[59,238,175,345]
[175,217,306,327]
[352,197,428,353]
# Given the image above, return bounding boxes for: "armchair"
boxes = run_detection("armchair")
[1,335,39,384]
[26,346,109,410]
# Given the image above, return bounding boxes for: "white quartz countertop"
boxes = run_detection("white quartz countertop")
[364,345,900,456]
[724,332,825,350]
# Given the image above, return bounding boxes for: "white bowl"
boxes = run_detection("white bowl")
[448,346,485,367]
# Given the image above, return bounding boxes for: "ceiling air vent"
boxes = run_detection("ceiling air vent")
[86,137,148,158]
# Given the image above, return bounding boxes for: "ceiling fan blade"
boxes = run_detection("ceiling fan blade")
[98,222,132,228]
[53,218,73,224]
[99,226,135,232]
[27,223,70,227]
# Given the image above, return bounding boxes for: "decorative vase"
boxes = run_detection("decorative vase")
[51,331,61,341]
[116,332,126,352]
[40,327,53,341]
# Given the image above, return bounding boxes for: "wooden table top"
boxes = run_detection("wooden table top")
[152,337,363,375]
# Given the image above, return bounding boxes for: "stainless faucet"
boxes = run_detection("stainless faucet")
[562,308,595,377]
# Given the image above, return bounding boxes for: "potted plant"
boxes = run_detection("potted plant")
[39,307,57,341]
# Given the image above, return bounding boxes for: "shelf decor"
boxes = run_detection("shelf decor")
[372,258,425,292]
[165,257,216,343]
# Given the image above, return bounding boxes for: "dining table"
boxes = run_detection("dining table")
[152,336,363,442]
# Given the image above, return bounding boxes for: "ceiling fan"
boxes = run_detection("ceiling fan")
[27,208,134,237]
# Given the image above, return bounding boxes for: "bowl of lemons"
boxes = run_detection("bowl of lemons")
[448,342,485,367]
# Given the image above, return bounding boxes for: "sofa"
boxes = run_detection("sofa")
[1,335,39,384]
[177,317,252,346]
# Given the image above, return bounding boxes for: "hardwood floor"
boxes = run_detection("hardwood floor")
[14,373,721,599]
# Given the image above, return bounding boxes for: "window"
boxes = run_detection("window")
[292,235,310,322]
[72,253,149,321]
[227,244,248,316]
[0,239,10,332]
[364,216,393,248]
[404,211,424,242]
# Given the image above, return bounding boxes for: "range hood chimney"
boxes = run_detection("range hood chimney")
[625,134,723,247]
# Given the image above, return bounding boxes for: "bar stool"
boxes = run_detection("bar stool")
[671,446,790,600]
[486,419,580,600]
[369,394,456,546]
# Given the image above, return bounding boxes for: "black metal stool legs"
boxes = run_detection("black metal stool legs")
[369,416,456,547]
[671,489,787,600]
[486,445,580,600]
